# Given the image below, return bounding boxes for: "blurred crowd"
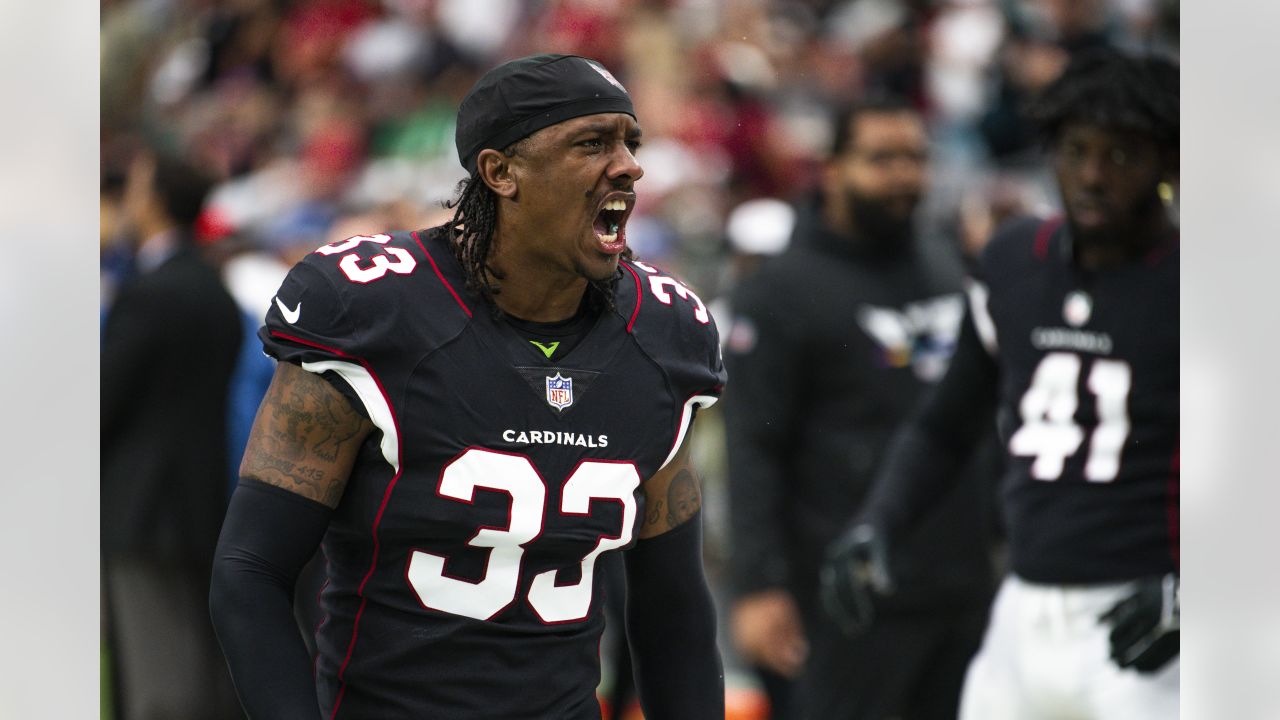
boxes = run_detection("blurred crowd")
[100,1,1178,717]
[101,0,1178,303]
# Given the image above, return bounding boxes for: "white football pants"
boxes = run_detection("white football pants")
[959,574,1179,720]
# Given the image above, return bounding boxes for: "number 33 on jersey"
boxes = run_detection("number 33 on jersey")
[259,227,724,715]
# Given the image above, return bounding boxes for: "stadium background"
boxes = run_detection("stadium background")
[96,1,1179,718]
[8,0,1277,717]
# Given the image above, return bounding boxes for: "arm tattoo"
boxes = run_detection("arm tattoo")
[645,499,664,529]
[242,364,371,507]
[665,468,701,528]
[636,433,701,538]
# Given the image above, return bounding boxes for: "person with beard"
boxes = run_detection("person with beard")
[722,99,997,720]
[823,49,1179,720]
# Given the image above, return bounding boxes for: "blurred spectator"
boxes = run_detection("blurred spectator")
[824,0,931,105]
[977,0,1141,165]
[723,101,996,720]
[101,151,243,720]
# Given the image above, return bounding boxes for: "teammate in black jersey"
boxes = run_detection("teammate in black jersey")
[823,48,1179,719]
[210,54,726,719]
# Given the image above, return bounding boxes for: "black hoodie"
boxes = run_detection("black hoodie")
[721,202,999,615]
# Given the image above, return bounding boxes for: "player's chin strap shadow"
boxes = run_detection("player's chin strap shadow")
[820,523,895,637]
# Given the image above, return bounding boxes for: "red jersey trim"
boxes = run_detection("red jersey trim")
[621,262,643,334]
[412,230,473,318]
[1033,216,1065,261]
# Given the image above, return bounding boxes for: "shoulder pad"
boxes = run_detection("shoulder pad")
[260,228,473,364]
[975,215,1061,282]
[618,259,726,400]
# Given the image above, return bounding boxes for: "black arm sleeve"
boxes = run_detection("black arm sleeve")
[624,510,725,719]
[860,303,1000,537]
[209,479,332,720]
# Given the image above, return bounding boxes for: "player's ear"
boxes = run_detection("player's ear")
[476,148,518,199]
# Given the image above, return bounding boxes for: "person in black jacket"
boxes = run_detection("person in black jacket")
[101,151,243,719]
[723,99,997,720]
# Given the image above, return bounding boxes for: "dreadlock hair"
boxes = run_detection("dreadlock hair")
[1026,47,1179,152]
[444,141,519,310]
[444,139,633,317]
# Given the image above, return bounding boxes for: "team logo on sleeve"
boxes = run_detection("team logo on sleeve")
[546,373,574,410]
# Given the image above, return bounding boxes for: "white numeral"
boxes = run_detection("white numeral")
[407,451,544,620]
[406,449,637,622]
[1009,353,1085,479]
[338,247,416,283]
[633,261,710,324]
[1009,352,1132,482]
[315,233,393,255]
[1084,360,1131,481]
[315,234,417,283]
[528,462,639,623]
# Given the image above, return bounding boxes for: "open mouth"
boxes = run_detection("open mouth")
[592,197,631,252]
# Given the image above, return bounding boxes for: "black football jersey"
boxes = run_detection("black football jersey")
[972,216,1179,583]
[260,227,724,719]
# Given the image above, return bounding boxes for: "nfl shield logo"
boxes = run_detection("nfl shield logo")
[545,373,574,411]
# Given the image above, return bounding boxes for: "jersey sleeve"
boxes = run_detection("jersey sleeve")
[622,261,727,403]
[258,232,440,427]
[671,307,726,403]
[260,230,446,365]
[961,215,1049,357]
[259,260,360,366]
[664,279,726,403]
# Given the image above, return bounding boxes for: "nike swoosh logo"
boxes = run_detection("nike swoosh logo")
[530,340,560,359]
[275,297,301,324]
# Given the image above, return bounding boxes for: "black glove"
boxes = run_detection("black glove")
[820,523,894,636]
[1099,573,1179,673]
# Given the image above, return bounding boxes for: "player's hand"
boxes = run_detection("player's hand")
[1099,573,1179,673]
[730,589,808,677]
[820,523,894,636]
